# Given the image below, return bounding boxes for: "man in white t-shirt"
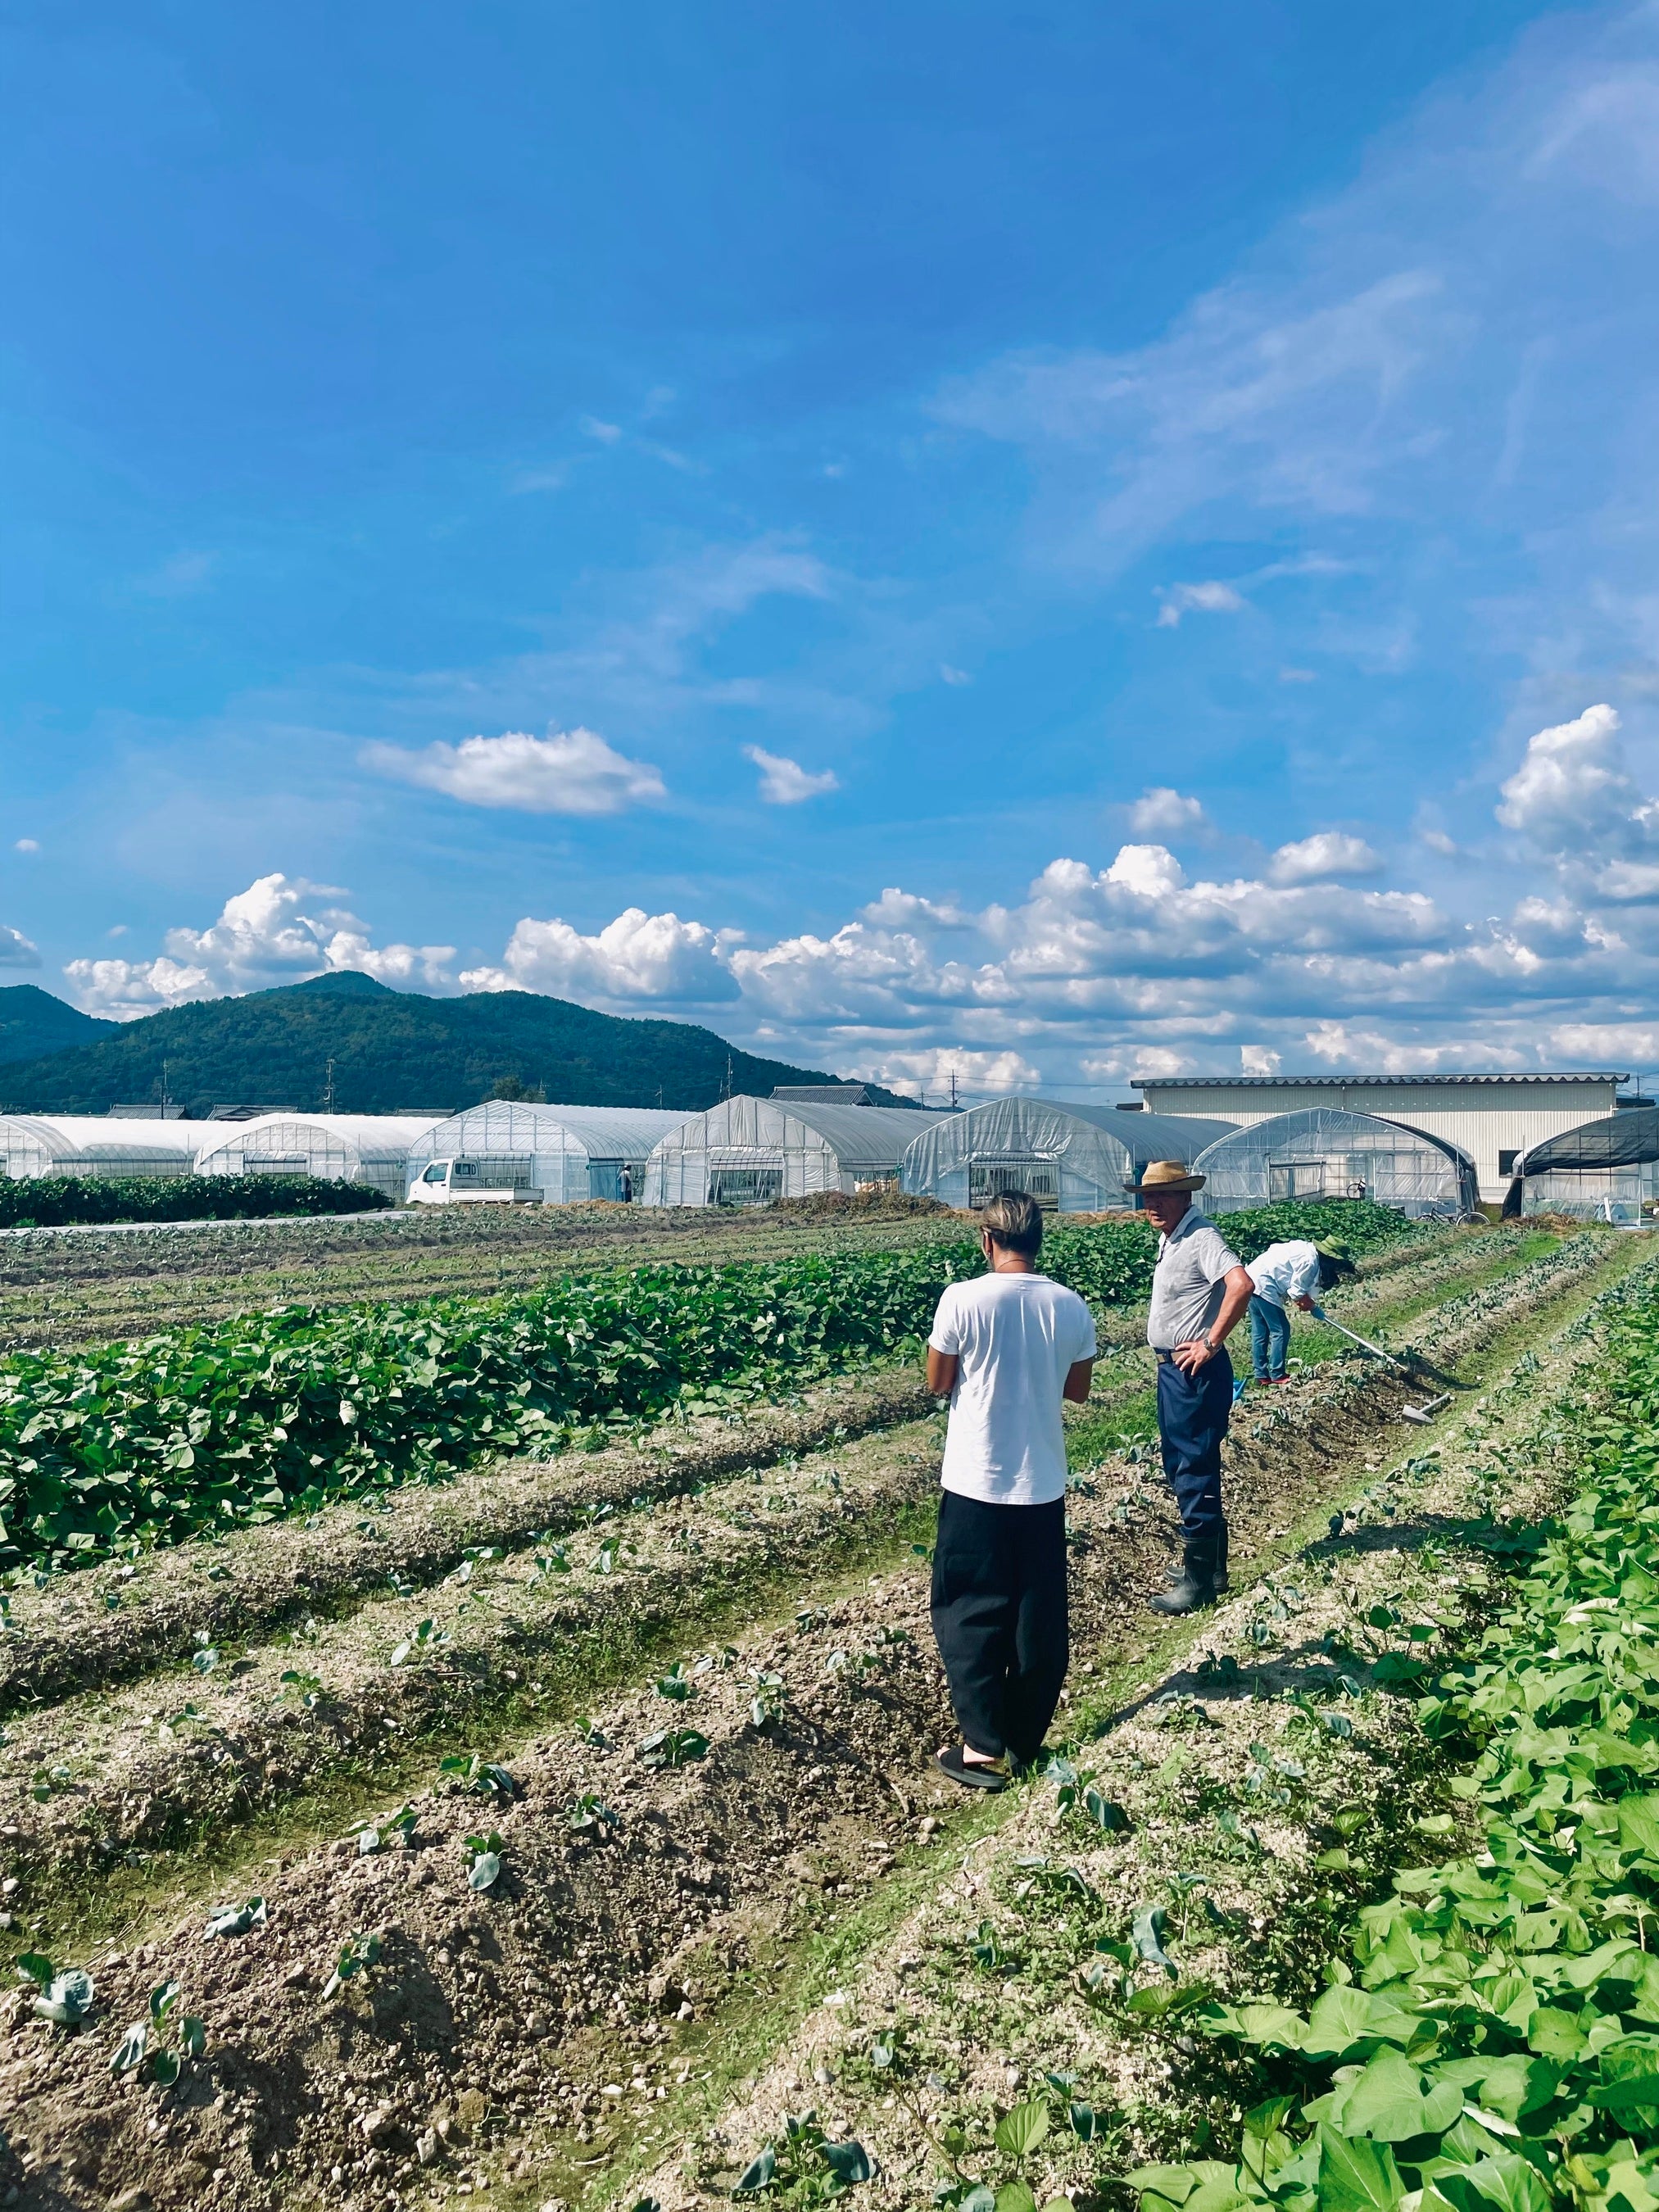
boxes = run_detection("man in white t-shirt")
[925,1190,1096,1792]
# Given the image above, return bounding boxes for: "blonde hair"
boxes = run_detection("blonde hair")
[981,1189,1043,1258]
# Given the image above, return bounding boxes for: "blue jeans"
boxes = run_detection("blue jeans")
[1249,1294,1291,1381]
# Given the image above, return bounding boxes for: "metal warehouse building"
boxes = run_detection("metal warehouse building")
[643,1095,939,1207]
[899,1097,1236,1212]
[191,1113,446,1201]
[0,1114,200,1180]
[1133,1072,1630,1205]
[1190,1108,1478,1219]
[406,1102,688,1204]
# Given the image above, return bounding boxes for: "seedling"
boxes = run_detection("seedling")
[733,2109,873,2200]
[348,1805,417,1855]
[654,1662,696,1702]
[110,1980,206,2086]
[566,1792,620,1836]
[29,1763,72,1802]
[323,1930,382,1999]
[463,1831,504,1892]
[389,1617,451,1667]
[438,1753,519,1798]
[750,1669,788,1729]
[531,1544,572,1580]
[637,1726,709,1770]
[16,1953,95,2028]
[573,1714,609,1747]
[204,1895,267,1938]
[279,1668,324,1708]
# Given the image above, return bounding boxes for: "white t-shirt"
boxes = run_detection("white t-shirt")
[927,1271,1098,1507]
[1248,1240,1322,1310]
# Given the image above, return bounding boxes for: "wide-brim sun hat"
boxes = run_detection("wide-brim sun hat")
[1314,1237,1356,1267]
[1128,1158,1205,1194]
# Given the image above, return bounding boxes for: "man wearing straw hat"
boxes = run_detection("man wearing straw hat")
[1134,1159,1255,1616]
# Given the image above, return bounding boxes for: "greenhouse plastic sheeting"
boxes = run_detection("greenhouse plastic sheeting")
[1513,1107,1659,1225]
[643,1095,940,1207]
[406,1101,689,1203]
[899,1098,1237,1213]
[0,1115,201,1180]
[192,1114,446,1201]
[1191,1107,1477,1219]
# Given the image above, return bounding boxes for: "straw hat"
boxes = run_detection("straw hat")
[1129,1158,1206,1194]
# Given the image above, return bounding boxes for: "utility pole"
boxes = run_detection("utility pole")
[656,1085,664,1109]
[159,1058,171,1114]
[949,1067,959,1110]
[722,1052,733,1103]
[322,1057,337,1113]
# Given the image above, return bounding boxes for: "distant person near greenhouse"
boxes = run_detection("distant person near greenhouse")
[1243,1236,1358,1388]
[1136,1159,1254,1617]
[924,1190,1096,1793]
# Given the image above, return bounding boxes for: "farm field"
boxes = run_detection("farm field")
[0,1209,1645,2212]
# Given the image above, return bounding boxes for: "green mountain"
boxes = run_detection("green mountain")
[0,974,913,1116]
[0,984,120,1067]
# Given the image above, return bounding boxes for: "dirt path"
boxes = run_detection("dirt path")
[0,1230,1632,2212]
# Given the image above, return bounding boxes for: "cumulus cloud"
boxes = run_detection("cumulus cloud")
[0,924,41,968]
[743,746,840,805]
[1497,704,1659,856]
[63,874,455,1018]
[14,839,39,855]
[361,728,667,816]
[460,908,739,1004]
[940,664,973,687]
[1268,832,1385,884]
[1240,1045,1281,1074]
[1127,787,1208,837]
[847,1046,1040,1099]
[1155,581,1246,628]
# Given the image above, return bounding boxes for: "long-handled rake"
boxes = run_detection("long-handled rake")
[1311,1308,1453,1424]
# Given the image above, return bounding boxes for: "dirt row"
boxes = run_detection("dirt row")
[0,1231,1631,2212]
[0,1231,1585,1888]
[0,1220,1514,1717]
[637,1249,1656,2212]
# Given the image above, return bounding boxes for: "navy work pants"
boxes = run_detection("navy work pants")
[930,1491,1068,1766]
[1155,1348,1233,1549]
[1249,1295,1291,1381]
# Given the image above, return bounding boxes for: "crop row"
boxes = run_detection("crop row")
[0,1174,388,1229]
[1141,1261,1659,2212]
[0,1203,1427,1575]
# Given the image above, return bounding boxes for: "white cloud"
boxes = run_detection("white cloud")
[1268,832,1385,884]
[743,746,839,805]
[580,415,623,443]
[1240,1045,1281,1074]
[63,874,455,1017]
[847,1045,1040,1099]
[133,550,216,599]
[1496,703,1658,854]
[0,925,41,968]
[361,727,667,816]
[460,908,739,1004]
[1155,581,1246,628]
[1279,667,1317,684]
[940,664,973,687]
[13,839,39,854]
[1420,828,1459,857]
[1127,787,1208,837]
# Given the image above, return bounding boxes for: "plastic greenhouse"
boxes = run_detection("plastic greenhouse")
[1508,1106,1659,1226]
[899,1099,1238,1213]
[405,1102,688,1203]
[0,1115,201,1180]
[642,1095,941,1207]
[191,1114,445,1200]
[1190,1108,1478,1219]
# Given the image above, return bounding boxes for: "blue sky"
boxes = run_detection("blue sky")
[5,1,1659,1096]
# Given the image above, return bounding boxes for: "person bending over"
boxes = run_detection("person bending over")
[1244,1236,1357,1385]
[925,1190,1096,1793]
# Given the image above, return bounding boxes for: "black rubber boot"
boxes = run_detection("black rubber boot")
[1165,1521,1229,1592]
[1149,1539,1219,1616]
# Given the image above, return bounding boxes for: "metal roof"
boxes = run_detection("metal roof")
[1134,1072,1629,1088]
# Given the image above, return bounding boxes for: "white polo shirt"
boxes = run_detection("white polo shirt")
[928,1271,1097,1507]
[1146,1208,1243,1352]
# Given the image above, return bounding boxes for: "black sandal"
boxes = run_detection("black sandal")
[936,1743,1009,1793]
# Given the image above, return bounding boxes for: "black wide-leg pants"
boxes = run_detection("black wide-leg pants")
[929,1490,1068,1765]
